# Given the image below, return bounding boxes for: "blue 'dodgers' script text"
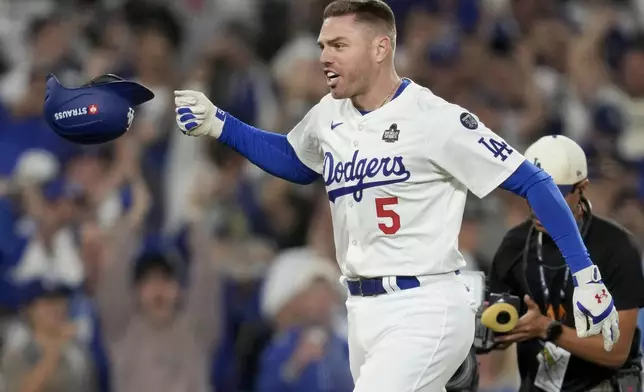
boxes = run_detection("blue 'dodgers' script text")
[323,150,411,203]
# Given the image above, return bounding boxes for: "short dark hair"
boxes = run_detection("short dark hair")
[323,0,396,46]
[125,2,183,50]
[133,252,181,284]
[27,14,62,43]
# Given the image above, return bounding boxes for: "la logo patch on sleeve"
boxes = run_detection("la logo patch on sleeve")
[460,112,478,130]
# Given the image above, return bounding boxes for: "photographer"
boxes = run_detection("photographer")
[486,135,644,391]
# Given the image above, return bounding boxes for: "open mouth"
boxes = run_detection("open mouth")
[325,70,340,87]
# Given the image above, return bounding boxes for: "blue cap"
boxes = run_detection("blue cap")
[21,279,74,306]
[43,73,154,145]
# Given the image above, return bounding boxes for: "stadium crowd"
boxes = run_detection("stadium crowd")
[0,0,642,391]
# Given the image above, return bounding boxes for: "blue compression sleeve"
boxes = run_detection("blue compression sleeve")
[218,114,319,185]
[500,160,592,274]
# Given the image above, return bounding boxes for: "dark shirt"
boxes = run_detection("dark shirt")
[488,214,644,391]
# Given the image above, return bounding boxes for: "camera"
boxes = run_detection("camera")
[474,292,521,354]
[446,347,479,392]
[441,271,486,391]
[443,274,521,391]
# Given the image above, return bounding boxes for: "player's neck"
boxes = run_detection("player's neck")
[351,71,401,112]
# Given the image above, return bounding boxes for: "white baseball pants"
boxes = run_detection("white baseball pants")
[346,272,476,392]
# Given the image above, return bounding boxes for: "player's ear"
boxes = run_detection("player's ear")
[373,35,390,63]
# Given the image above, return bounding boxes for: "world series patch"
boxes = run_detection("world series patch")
[382,123,400,143]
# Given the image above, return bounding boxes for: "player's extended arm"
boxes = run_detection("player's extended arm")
[500,160,620,350]
[500,160,590,273]
[174,90,319,185]
[220,115,319,185]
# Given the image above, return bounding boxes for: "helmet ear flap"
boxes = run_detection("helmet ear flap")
[81,74,125,87]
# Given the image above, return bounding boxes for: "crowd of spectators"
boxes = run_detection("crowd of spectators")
[0,0,642,391]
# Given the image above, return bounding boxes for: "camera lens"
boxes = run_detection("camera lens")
[497,311,511,324]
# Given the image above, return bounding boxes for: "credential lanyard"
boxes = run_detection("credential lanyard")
[537,231,570,318]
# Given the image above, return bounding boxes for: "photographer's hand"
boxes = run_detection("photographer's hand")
[495,295,551,344]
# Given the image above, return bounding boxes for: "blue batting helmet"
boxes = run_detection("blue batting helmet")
[43,73,155,145]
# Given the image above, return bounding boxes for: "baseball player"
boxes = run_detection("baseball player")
[173,1,620,390]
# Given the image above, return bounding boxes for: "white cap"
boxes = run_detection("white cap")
[260,247,342,320]
[524,135,587,191]
[13,149,59,186]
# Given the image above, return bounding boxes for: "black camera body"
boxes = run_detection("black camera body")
[474,293,521,354]
[446,347,479,392]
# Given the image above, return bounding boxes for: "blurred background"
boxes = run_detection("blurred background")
[0,0,642,391]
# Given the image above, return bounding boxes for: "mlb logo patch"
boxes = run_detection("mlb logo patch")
[382,123,400,143]
[460,112,478,130]
[88,104,99,115]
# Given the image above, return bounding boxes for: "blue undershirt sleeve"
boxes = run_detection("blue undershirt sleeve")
[218,115,320,185]
[500,160,592,274]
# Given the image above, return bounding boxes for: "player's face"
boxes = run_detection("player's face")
[318,15,376,99]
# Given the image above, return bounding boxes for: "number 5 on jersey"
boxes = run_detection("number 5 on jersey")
[375,197,400,235]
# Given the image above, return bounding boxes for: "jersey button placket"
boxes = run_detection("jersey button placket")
[345,202,361,264]
[345,198,360,251]
[346,120,364,263]
[347,200,363,261]
[347,234,361,264]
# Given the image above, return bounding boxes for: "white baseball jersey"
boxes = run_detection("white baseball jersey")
[287,80,525,278]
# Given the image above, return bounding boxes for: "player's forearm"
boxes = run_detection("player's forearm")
[500,160,592,273]
[524,178,591,273]
[554,325,627,368]
[217,114,319,185]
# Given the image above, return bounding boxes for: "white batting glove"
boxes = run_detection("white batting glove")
[174,90,226,138]
[572,265,620,351]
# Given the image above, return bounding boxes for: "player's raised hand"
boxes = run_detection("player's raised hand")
[572,265,620,351]
[174,90,226,138]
